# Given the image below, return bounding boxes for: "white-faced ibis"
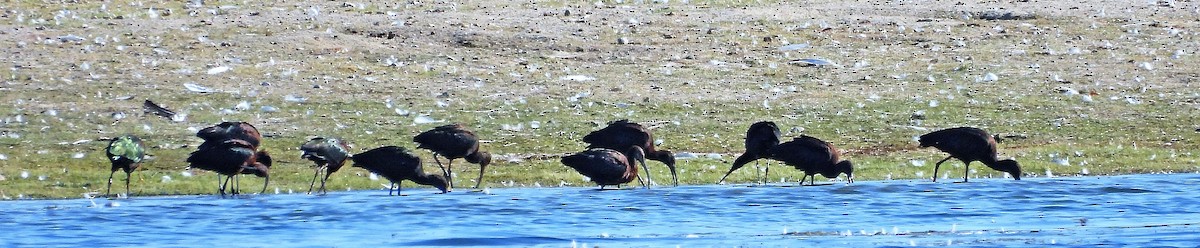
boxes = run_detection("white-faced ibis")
[187,122,271,196]
[919,127,1022,182]
[351,146,450,195]
[720,121,782,183]
[413,124,492,189]
[188,139,272,196]
[768,135,854,185]
[561,146,648,189]
[105,135,145,197]
[300,137,351,195]
[582,119,678,186]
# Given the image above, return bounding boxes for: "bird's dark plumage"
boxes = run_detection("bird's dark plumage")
[105,135,145,197]
[300,137,352,195]
[413,124,491,189]
[768,135,853,185]
[561,147,648,189]
[351,146,449,195]
[919,127,1022,182]
[721,121,782,183]
[582,119,678,186]
[197,121,263,148]
[187,122,270,196]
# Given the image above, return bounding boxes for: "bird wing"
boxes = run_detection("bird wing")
[413,126,480,155]
[769,136,836,171]
[106,135,145,163]
[744,121,781,157]
[300,137,351,164]
[920,127,996,160]
[583,121,653,150]
[561,149,631,184]
[351,146,423,182]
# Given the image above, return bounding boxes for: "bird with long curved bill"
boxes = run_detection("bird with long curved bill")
[414,124,492,189]
[768,135,854,185]
[186,122,271,196]
[351,146,450,195]
[919,127,1022,182]
[561,146,649,189]
[721,121,782,184]
[300,137,352,195]
[583,119,678,186]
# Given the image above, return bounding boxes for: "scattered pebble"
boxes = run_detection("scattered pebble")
[560,75,595,81]
[788,58,841,68]
[206,66,230,75]
[183,83,216,93]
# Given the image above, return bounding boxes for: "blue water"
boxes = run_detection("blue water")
[3,174,1199,247]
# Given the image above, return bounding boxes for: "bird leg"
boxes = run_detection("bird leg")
[962,161,971,183]
[106,171,116,197]
[319,169,333,195]
[125,171,133,197]
[219,174,232,197]
[933,156,954,182]
[445,159,456,189]
[307,166,322,194]
[388,182,396,196]
[431,152,449,178]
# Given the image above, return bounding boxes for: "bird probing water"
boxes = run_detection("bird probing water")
[721,122,852,185]
[186,122,272,196]
[300,137,352,195]
[582,119,678,186]
[413,124,492,190]
[351,146,450,195]
[919,127,1022,182]
[105,135,145,197]
[720,121,782,184]
[561,146,649,189]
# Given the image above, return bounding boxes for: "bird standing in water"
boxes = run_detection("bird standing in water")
[105,135,146,197]
[721,121,782,184]
[561,147,648,189]
[919,127,1022,182]
[583,119,678,186]
[300,137,352,195]
[413,124,492,189]
[351,146,450,195]
[187,122,272,196]
[768,135,854,185]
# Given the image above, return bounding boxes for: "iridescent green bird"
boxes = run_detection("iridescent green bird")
[106,135,145,197]
[300,137,352,195]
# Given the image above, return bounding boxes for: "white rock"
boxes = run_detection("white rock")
[206,66,231,75]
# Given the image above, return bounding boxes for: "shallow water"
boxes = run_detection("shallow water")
[3,174,1199,247]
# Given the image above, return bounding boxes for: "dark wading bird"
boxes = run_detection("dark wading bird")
[561,147,648,189]
[919,127,1022,182]
[300,137,352,195]
[720,121,782,184]
[768,135,854,185]
[186,122,272,196]
[105,135,146,197]
[351,146,450,195]
[582,119,678,186]
[413,124,492,189]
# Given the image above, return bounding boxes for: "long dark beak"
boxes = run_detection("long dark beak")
[260,174,270,194]
[629,147,650,189]
[718,167,738,184]
[667,163,678,187]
